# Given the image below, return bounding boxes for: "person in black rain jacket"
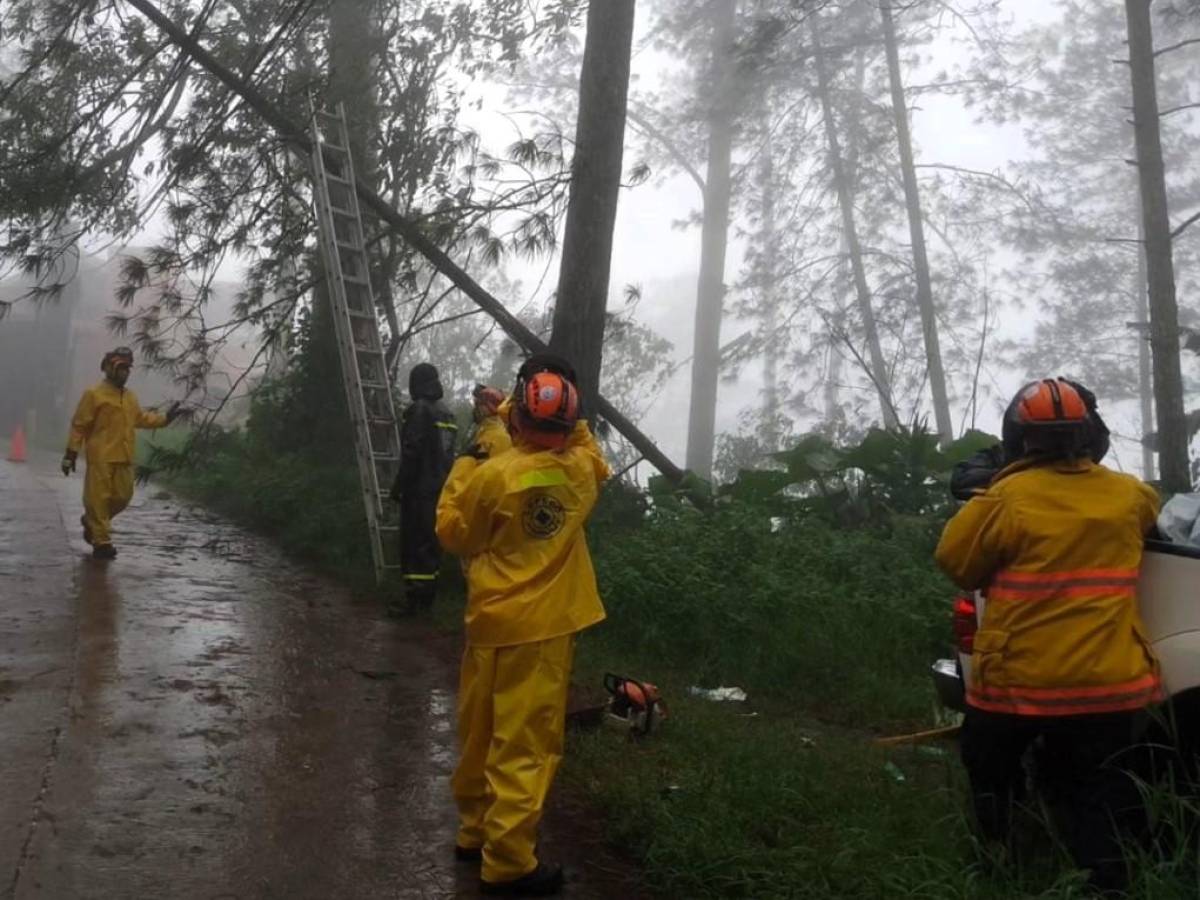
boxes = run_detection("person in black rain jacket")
[391,362,458,609]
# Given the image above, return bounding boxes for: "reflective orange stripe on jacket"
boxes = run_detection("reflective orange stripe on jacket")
[987,568,1139,602]
[967,671,1163,717]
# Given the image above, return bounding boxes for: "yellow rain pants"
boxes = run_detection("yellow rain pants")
[83,463,135,547]
[451,634,575,884]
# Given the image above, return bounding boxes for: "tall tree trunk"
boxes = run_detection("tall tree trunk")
[811,18,897,428]
[823,44,866,424]
[299,0,381,457]
[879,0,952,445]
[760,129,780,451]
[1136,217,1156,480]
[1125,0,1190,492]
[685,0,737,480]
[550,0,636,414]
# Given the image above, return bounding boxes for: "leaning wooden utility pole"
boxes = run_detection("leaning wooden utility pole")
[879,0,953,446]
[550,0,637,415]
[1124,0,1191,492]
[120,0,685,486]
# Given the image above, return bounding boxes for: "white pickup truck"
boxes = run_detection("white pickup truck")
[932,540,1200,753]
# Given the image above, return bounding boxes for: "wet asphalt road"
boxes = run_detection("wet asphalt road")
[0,459,635,899]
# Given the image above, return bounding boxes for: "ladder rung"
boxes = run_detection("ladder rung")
[373,452,400,462]
[320,141,348,154]
[347,308,375,320]
[360,380,389,391]
[342,274,370,286]
[336,239,364,253]
[330,206,356,218]
[355,342,381,353]
[324,173,351,186]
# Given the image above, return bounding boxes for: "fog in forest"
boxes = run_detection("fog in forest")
[2,0,1196,490]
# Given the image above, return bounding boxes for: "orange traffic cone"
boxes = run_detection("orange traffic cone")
[7,424,27,463]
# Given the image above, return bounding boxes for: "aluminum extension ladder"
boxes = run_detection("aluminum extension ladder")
[308,102,402,584]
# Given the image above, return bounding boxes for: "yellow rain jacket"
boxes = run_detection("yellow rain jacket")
[68,380,168,463]
[936,460,1161,717]
[436,419,609,648]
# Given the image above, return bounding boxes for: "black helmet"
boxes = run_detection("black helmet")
[408,362,443,401]
[516,352,577,385]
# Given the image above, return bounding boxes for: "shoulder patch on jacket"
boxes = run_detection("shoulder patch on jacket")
[522,492,567,539]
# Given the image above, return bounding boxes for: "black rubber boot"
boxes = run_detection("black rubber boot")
[480,863,564,897]
[453,845,482,863]
[92,544,117,560]
[80,515,93,546]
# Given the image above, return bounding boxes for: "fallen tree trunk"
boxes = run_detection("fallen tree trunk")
[122,0,684,485]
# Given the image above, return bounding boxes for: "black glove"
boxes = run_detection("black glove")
[459,443,488,461]
[949,445,1006,501]
[165,401,183,425]
[61,450,77,477]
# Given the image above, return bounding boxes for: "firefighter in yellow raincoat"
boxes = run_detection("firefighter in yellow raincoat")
[936,378,1160,893]
[468,384,513,461]
[436,355,608,897]
[62,347,180,559]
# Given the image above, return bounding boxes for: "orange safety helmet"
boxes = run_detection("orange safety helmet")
[1013,378,1088,426]
[512,371,580,450]
[1006,378,1090,459]
[510,353,581,450]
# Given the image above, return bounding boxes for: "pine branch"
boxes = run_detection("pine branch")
[1153,36,1200,57]
[1171,209,1200,240]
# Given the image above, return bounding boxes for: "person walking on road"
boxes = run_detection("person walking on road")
[62,347,181,559]
[389,362,457,611]
[936,378,1161,894]
[436,354,609,896]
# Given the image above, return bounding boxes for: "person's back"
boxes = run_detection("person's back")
[937,459,1160,712]
[444,420,608,648]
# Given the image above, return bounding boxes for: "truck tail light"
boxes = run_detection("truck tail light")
[953,593,978,654]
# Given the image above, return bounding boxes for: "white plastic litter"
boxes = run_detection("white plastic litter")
[688,686,748,702]
[1158,493,1200,548]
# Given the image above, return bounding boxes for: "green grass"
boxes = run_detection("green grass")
[585,497,950,730]
[561,658,1199,899]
